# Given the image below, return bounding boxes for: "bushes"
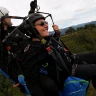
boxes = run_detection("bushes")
[61,27,96,53]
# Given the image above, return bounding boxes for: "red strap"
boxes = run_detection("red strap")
[7,46,11,51]
[46,46,51,52]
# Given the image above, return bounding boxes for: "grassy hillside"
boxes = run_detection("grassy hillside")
[0,73,26,96]
[61,27,96,53]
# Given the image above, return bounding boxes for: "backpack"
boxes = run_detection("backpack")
[61,76,89,96]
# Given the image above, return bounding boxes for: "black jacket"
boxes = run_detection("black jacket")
[0,26,16,71]
[21,40,58,82]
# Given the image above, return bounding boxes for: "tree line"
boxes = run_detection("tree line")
[61,23,96,53]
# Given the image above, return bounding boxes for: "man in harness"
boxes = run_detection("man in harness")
[0,6,14,72]
[0,6,27,94]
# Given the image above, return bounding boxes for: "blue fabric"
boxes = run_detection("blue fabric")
[0,68,9,78]
[18,75,31,95]
[18,75,26,85]
[0,68,15,83]
[40,68,48,75]
[58,91,63,96]
[62,76,89,96]
[0,69,30,95]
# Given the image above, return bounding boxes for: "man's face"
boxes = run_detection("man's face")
[34,19,49,37]
[3,18,12,26]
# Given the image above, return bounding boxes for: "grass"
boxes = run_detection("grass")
[86,80,96,96]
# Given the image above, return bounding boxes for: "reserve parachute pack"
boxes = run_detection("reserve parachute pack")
[61,76,89,96]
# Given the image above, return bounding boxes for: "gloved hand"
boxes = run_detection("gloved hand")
[52,24,60,32]
[52,24,60,36]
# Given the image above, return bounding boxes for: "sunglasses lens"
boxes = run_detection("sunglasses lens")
[40,22,45,26]
[35,21,48,26]
[40,21,48,26]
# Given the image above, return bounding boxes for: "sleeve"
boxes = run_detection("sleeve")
[53,30,61,37]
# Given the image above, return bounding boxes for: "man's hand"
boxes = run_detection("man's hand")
[52,24,60,36]
[52,24,60,32]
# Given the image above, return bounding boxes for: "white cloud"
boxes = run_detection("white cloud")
[1,0,96,31]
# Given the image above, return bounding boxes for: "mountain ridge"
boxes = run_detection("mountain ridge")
[49,20,96,35]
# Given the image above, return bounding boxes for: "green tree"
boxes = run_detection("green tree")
[65,27,75,34]
[61,25,96,53]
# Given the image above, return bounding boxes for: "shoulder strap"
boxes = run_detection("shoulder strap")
[50,37,73,55]
[12,53,23,75]
[46,45,70,74]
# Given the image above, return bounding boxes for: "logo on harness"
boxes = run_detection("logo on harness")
[24,44,30,52]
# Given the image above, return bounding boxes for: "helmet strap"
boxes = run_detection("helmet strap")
[27,19,43,40]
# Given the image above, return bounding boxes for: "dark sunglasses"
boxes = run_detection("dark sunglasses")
[35,21,48,26]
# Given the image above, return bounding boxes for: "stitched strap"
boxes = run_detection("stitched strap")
[71,64,78,76]
[46,45,70,74]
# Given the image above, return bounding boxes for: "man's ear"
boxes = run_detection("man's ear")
[2,19,8,30]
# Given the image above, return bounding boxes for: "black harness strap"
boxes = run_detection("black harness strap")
[46,46,70,74]
[13,53,23,75]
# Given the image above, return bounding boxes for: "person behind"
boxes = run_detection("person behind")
[0,6,26,93]
[0,6,14,41]
[19,13,96,96]
[0,6,14,71]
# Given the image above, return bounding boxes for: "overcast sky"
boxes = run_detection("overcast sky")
[1,0,96,31]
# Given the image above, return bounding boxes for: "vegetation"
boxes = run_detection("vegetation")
[61,23,96,53]
[0,74,26,96]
